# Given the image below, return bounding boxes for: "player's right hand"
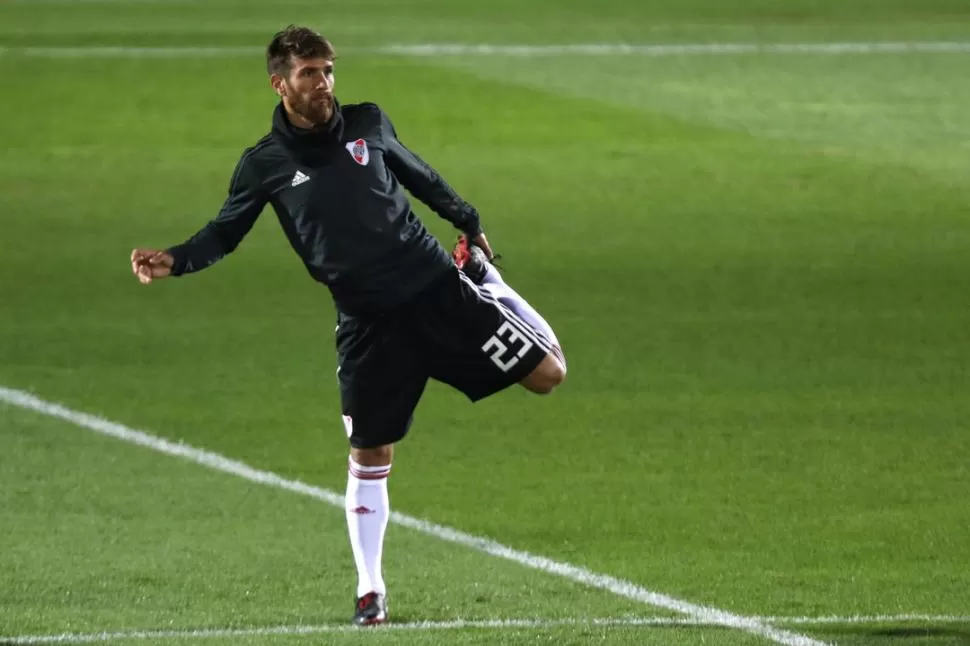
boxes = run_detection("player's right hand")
[471,232,495,260]
[130,248,174,284]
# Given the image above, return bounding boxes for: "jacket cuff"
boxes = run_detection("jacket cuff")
[461,215,483,239]
[165,245,187,277]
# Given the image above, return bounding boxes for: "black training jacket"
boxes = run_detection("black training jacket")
[166,99,482,315]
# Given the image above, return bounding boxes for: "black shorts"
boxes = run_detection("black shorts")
[336,267,552,449]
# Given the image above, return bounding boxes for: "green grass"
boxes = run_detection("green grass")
[3,0,970,47]
[0,407,662,638]
[1,0,969,644]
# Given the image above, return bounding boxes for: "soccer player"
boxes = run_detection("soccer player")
[129,25,566,626]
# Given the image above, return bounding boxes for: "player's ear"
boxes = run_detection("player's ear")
[270,74,286,98]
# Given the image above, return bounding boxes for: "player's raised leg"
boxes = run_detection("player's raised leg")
[453,236,567,394]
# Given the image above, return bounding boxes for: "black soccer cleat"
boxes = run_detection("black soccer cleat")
[352,591,388,626]
[451,235,491,284]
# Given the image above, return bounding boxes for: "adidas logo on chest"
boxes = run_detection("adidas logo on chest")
[287,137,371,190]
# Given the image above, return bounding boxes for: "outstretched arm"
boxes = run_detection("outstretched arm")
[381,110,485,242]
[130,151,267,284]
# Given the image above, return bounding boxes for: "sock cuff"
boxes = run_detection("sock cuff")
[349,459,391,481]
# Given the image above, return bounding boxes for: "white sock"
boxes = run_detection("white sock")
[346,459,391,597]
[479,264,563,359]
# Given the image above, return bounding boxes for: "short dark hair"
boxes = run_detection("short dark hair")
[266,25,335,76]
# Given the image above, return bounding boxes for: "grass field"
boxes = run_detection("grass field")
[1,0,969,644]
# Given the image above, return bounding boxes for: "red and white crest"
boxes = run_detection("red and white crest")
[345,138,369,166]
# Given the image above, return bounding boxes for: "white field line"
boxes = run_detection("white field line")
[379,42,970,56]
[1,42,970,58]
[4,615,970,645]
[0,386,827,646]
[0,618,703,645]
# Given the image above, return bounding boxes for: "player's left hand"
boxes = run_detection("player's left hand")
[472,233,494,260]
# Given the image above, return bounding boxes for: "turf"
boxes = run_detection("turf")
[1,1,968,644]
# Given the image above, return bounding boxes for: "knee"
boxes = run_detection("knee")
[545,356,567,389]
[523,354,567,395]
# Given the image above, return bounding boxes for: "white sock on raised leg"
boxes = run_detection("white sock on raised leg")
[479,264,561,353]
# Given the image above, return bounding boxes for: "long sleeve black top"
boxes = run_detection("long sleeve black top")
[166,99,483,315]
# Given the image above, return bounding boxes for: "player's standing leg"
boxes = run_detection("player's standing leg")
[337,312,428,626]
[345,443,392,626]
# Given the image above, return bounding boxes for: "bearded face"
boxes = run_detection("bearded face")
[275,56,335,126]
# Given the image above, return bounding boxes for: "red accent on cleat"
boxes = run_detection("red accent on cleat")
[353,592,388,626]
[452,235,471,270]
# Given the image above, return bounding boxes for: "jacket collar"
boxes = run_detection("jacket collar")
[271,98,345,163]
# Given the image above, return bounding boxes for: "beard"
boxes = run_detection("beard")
[288,86,334,126]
